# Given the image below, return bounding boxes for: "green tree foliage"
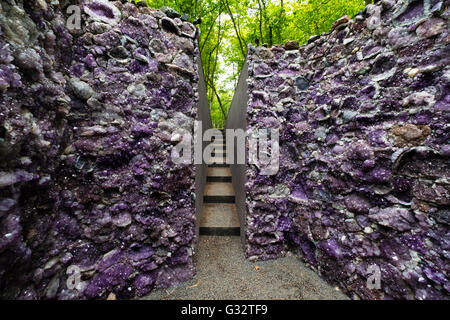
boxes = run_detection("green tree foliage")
[132,0,368,127]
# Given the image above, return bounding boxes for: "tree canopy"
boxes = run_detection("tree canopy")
[132,0,369,127]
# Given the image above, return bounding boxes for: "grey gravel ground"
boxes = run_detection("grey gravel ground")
[143,236,349,300]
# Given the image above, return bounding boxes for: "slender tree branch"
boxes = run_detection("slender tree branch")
[205,77,226,119]
[222,0,246,58]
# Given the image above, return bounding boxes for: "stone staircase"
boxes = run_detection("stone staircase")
[200,131,240,236]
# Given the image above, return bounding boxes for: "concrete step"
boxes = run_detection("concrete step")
[200,170,239,236]
[207,176,232,183]
[205,182,235,196]
[204,182,235,202]
[203,195,235,203]
[199,227,240,236]
[207,167,231,177]
[200,204,239,228]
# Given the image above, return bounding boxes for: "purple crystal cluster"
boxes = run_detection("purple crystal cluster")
[245,0,449,299]
[0,0,200,299]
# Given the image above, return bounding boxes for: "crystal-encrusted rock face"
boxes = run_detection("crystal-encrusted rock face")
[0,1,200,299]
[245,0,449,299]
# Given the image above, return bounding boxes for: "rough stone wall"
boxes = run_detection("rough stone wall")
[0,0,201,299]
[245,0,449,299]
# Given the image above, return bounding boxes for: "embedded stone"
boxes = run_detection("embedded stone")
[284,40,299,50]
[160,6,181,19]
[255,47,274,60]
[161,17,180,34]
[387,27,416,49]
[69,78,94,100]
[416,18,446,39]
[13,47,42,72]
[84,0,122,26]
[344,193,372,214]
[295,77,310,91]
[172,52,194,73]
[181,22,196,38]
[368,207,415,231]
[149,38,168,55]
[331,15,350,31]
[366,5,381,30]
[390,124,431,147]
[108,46,130,61]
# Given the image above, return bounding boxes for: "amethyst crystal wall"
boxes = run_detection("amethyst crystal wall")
[244,0,449,299]
[0,0,202,299]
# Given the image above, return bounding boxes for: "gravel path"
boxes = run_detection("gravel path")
[143,236,349,300]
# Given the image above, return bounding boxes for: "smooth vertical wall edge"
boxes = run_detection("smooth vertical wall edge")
[226,61,249,250]
[195,57,212,247]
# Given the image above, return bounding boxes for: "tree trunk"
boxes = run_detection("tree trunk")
[257,0,264,44]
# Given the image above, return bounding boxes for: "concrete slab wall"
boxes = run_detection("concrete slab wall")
[226,61,249,249]
[195,58,212,246]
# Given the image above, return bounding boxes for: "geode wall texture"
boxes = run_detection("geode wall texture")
[242,0,449,299]
[0,0,206,299]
